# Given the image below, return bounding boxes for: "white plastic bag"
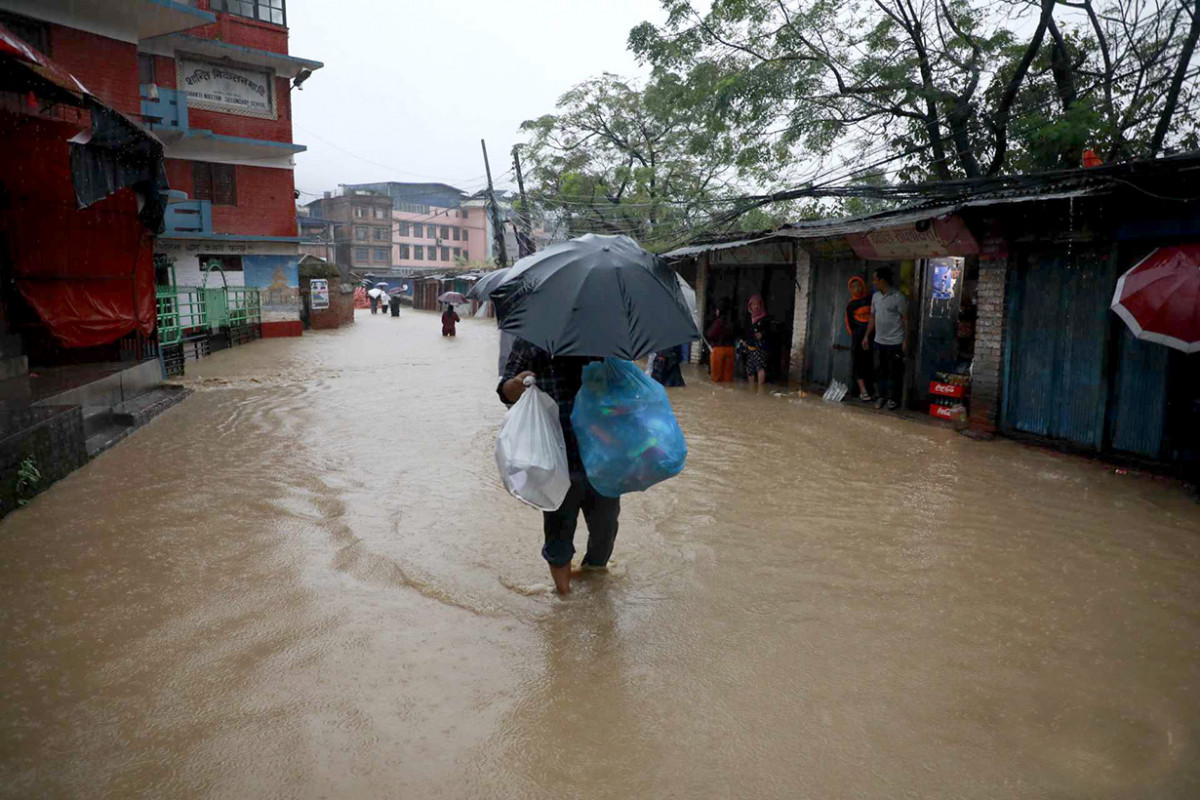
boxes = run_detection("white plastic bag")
[495,376,571,511]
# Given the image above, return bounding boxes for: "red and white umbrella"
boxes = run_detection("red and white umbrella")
[1111,244,1200,354]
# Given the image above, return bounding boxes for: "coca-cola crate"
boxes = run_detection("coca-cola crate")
[929,380,966,398]
[929,403,966,421]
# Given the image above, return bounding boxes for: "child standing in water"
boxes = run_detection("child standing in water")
[441,304,461,337]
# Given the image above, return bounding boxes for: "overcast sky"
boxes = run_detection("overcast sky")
[287,0,666,201]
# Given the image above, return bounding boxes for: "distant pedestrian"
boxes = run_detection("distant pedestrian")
[706,298,735,383]
[369,292,379,315]
[863,266,909,410]
[389,293,401,316]
[845,276,874,401]
[441,304,461,337]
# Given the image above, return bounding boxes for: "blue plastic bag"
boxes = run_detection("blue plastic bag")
[571,358,687,497]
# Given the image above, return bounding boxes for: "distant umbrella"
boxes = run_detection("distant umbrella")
[367,287,386,300]
[438,291,467,304]
[466,268,511,301]
[490,233,699,360]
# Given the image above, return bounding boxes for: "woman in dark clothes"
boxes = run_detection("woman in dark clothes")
[846,276,875,401]
[651,344,686,387]
[441,304,460,337]
[741,294,772,386]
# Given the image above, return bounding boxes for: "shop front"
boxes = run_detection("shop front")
[793,214,981,416]
[699,240,798,383]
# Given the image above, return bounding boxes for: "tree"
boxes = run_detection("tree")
[629,0,1200,185]
[519,73,740,250]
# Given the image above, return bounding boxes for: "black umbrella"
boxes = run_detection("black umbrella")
[466,267,511,301]
[490,234,699,360]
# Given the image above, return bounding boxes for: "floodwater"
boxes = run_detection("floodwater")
[2,310,1200,799]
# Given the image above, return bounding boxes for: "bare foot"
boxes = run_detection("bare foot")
[549,564,571,595]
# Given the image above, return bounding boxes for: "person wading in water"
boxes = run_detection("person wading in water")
[441,304,461,337]
[499,340,619,595]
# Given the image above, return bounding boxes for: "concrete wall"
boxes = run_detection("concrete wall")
[155,238,299,287]
[0,405,86,518]
[790,245,811,382]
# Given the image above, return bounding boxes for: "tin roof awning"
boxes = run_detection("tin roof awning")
[663,236,778,259]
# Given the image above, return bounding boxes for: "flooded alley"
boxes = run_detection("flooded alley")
[2,310,1199,799]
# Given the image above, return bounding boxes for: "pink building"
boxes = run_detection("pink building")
[392,204,488,268]
[341,182,489,268]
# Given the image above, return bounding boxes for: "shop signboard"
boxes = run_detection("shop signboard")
[178,57,275,119]
[310,279,330,310]
[846,215,979,260]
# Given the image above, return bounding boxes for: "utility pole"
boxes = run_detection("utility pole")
[511,145,535,258]
[481,139,509,267]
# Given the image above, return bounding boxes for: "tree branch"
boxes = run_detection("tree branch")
[1150,0,1200,154]
[987,0,1055,175]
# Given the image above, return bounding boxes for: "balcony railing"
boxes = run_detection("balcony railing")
[163,199,212,235]
[140,85,188,134]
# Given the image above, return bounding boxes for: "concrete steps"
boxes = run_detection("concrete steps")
[82,386,190,458]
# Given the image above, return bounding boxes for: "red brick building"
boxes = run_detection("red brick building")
[0,1,321,337]
[137,1,322,333]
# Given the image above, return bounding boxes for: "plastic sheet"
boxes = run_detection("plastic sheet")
[571,358,687,498]
[495,377,571,511]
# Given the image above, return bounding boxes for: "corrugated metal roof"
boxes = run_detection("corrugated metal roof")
[665,183,1109,258]
[663,236,779,259]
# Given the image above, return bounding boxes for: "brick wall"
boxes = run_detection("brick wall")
[309,287,355,329]
[968,238,1009,436]
[191,4,290,53]
[49,25,140,115]
[165,159,297,237]
[790,245,811,382]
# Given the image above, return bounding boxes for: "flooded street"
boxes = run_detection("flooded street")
[2,310,1199,798]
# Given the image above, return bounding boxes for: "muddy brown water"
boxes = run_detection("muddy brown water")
[2,310,1199,799]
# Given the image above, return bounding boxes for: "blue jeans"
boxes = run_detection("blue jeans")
[874,342,905,405]
[542,474,620,567]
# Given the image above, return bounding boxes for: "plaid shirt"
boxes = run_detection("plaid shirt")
[497,339,597,473]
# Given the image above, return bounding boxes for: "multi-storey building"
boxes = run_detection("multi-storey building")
[135,0,321,332]
[303,191,394,271]
[343,182,489,268]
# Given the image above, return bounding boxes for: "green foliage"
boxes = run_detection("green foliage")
[524,1,1199,237]
[298,261,342,282]
[629,0,1200,186]
[15,457,41,507]
[519,72,740,251]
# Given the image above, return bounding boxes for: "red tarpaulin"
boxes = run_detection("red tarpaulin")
[0,114,155,348]
[0,20,159,349]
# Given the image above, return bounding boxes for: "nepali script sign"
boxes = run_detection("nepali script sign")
[846,215,979,260]
[178,58,274,118]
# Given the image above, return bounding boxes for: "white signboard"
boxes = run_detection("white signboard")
[310,279,330,310]
[178,57,275,119]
